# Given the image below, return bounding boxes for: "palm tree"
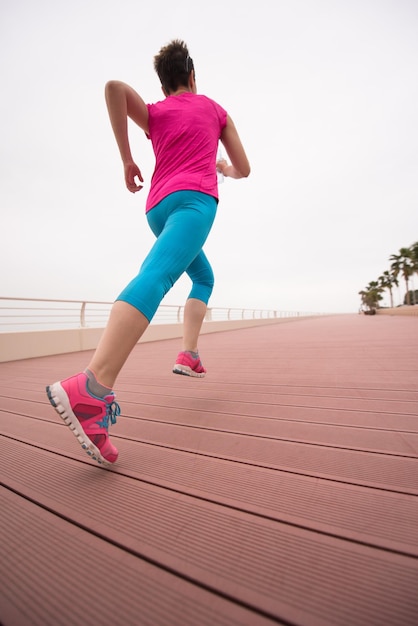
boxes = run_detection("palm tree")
[409,242,418,304]
[389,248,415,305]
[359,281,383,312]
[378,270,398,308]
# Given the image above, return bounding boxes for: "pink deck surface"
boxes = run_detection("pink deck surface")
[1,314,418,625]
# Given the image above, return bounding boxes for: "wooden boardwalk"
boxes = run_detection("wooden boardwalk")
[1,313,418,626]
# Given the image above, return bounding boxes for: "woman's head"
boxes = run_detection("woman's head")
[154,39,195,95]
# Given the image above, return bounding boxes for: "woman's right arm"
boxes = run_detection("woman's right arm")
[104,81,149,193]
[218,115,251,179]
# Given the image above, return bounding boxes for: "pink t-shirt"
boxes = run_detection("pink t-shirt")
[145,93,227,212]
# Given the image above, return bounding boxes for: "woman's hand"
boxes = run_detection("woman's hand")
[216,158,228,176]
[124,161,144,193]
[220,116,251,179]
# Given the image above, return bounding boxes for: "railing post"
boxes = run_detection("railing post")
[80,302,86,328]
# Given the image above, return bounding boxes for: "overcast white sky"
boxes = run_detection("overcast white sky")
[1,0,417,313]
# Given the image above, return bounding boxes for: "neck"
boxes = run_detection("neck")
[170,88,191,96]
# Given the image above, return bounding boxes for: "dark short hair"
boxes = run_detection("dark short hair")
[153,39,194,94]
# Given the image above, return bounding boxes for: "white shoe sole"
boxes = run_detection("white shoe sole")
[172,364,206,378]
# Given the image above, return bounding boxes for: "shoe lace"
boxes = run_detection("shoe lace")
[97,400,121,429]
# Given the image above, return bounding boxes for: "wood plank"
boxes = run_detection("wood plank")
[2,409,418,493]
[2,393,418,457]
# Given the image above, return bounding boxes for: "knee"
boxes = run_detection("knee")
[195,266,215,293]
[189,270,214,303]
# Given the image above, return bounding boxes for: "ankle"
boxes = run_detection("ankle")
[85,368,112,398]
[183,350,199,359]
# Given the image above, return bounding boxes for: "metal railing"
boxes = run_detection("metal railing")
[0,297,324,332]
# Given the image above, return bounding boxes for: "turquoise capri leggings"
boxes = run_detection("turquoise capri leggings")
[116,190,218,322]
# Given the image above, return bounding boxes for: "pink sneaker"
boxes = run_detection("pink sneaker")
[173,351,206,378]
[46,372,120,465]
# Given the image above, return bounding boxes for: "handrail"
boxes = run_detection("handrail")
[0,297,326,332]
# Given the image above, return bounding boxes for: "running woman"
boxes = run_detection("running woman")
[46,39,250,465]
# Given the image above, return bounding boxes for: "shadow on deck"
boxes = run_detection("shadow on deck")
[1,314,418,625]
